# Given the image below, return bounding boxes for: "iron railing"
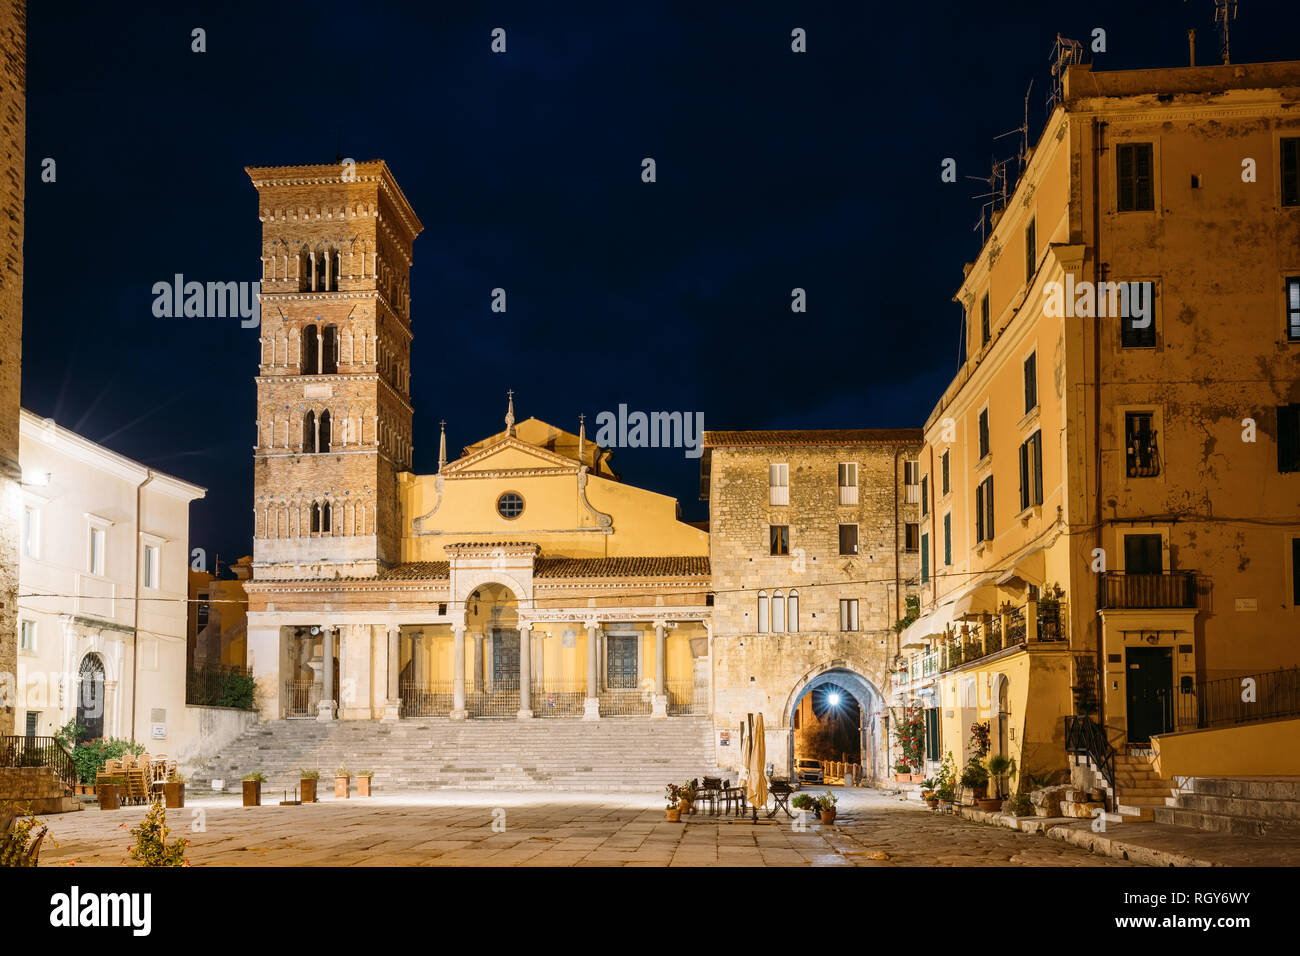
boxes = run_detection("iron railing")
[0,735,78,793]
[1005,606,1026,644]
[187,663,255,709]
[1064,715,1115,810]
[1037,600,1067,641]
[468,678,521,717]
[1176,667,1300,730]
[1099,571,1197,610]
[531,680,587,717]
[400,680,454,717]
[666,679,707,715]
[283,680,320,718]
[599,687,653,716]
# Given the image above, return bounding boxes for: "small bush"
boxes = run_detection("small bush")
[128,801,188,867]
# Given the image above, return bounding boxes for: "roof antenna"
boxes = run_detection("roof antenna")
[1214,0,1238,64]
[966,156,1012,242]
[995,79,1035,180]
[1046,34,1084,116]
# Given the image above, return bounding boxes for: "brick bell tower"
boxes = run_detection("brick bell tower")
[247,161,422,581]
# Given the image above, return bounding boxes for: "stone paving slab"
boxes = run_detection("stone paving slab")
[28,787,1205,867]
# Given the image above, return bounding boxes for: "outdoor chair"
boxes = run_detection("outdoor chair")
[699,776,722,815]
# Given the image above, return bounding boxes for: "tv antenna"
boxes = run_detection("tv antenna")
[1046,34,1084,115]
[1214,0,1238,64]
[995,79,1035,179]
[966,156,1014,242]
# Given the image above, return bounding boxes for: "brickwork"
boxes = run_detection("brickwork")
[705,435,922,779]
[248,162,422,581]
[0,1,23,737]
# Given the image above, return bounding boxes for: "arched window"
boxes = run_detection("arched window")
[318,410,331,453]
[310,501,321,534]
[321,325,339,374]
[329,248,341,291]
[321,500,331,533]
[772,590,786,633]
[788,589,799,633]
[301,325,319,375]
[757,590,768,633]
[302,410,316,453]
[298,246,313,292]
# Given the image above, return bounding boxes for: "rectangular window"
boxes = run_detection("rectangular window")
[943,513,952,566]
[1023,352,1038,413]
[19,620,35,653]
[978,409,990,460]
[839,524,859,555]
[1124,533,1163,574]
[904,523,919,552]
[838,462,858,505]
[1117,142,1155,212]
[920,475,929,516]
[1018,431,1044,511]
[1025,217,1036,284]
[1279,405,1300,473]
[22,506,38,559]
[25,711,39,737]
[975,476,994,543]
[196,597,210,630]
[1121,310,1157,349]
[941,451,950,495]
[144,544,160,589]
[1125,412,1160,478]
[920,533,930,584]
[769,463,789,506]
[903,461,920,485]
[980,292,991,346]
[89,526,106,576]
[1287,277,1300,342]
[1282,138,1300,208]
[770,524,789,556]
[839,599,859,632]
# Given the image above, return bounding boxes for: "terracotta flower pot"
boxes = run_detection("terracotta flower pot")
[242,780,262,807]
[819,809,837,824]
[977,797,1002,812]
[357,776,372,797]
[300,778,317,803]
[97,784,120,811]
[163,782,185,809]
[666,807,681,822]
[926,797,939,809]
[894,774,909,782]
[678,798,693,814]
[335,775,350,799]
[909,773,927,783]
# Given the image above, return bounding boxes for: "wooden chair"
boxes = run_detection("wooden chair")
[699,776,722,815]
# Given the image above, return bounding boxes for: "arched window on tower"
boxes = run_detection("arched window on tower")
[321,325,338,374]
[788,589,799,633]
[329,248,341,291]
[298,246,313,292]
[319,410,331,453]
[301,325,319,375]
[321,500,331,533]
[310,501,321,534]
[757,590,769,634]
[303,410,316,453]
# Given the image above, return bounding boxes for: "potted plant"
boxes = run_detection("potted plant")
[791,793,815,816]
[934,751,957,811]
[664,783,683,821]
[986,754,1016,803]
[892,761,912,783]
[300,769,319,804]
[334,764,351,799]
[1005,792,1033,817]
[357,770,374,797]
[678,778,698,814]
[918,776,939,808]
[960,758,989,803]
[242,772,266,807]
[97,776,124,811]
[163,770,186,809]
[815,791,838,824]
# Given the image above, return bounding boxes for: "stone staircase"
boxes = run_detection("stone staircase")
[1112,749,1175,821]
[0,767,82,815]
[1154,777,1300,837]
[186,717,720,793]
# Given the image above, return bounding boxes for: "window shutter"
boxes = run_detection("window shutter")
[1279,405,1300,473]
[1019,441,1030,512]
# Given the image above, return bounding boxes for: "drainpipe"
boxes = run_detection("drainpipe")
[131,471,154,742]
[1092,118,1107,731]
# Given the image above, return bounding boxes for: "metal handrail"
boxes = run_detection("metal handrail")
[1064,715,1115,810]
[0,736,78,793]
[1177,666,1300,730]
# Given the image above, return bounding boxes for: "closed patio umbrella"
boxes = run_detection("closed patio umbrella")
[746,712,767,820]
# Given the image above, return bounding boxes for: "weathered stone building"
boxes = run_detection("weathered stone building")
[702,430,922,780]
[0,0,23,737]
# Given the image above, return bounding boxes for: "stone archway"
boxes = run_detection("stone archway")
[782,663,885,783]
[76,653,107,742]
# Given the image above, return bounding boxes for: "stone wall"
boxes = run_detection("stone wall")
[0,1,23,737]
[173,704,259,769]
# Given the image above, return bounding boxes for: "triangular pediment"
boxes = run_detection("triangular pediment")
[442,435,579,476]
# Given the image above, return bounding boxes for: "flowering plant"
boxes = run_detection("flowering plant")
[893,703,926,773]
[969,720,991,759]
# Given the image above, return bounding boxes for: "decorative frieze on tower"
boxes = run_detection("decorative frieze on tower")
[247,161,422,581]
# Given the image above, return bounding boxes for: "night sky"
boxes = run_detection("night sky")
[20,1,1298,570]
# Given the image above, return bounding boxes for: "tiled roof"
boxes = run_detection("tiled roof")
[534,556,710,578]
[703,428,923,447]
[378,561,450,580]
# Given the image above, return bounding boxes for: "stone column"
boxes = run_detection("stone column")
[584,621,600,720]
[652,620,668,719]
[383,624,401,721]
[517,623,533,720]
[318,626,336,721]
[411,629,424,685]
[473,634,484,692]
[451,625,467,719]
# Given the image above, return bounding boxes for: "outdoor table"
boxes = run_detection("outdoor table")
[767,780,794,819]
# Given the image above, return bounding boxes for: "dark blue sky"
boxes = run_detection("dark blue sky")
[20,1,1297,570]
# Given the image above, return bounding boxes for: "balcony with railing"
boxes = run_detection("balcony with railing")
[939,599,1069,672]
[1098,571,1197,610]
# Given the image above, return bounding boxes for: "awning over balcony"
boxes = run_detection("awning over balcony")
[951,576,1002,619]
[996,545,1048,590]
[899,600,958,649]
